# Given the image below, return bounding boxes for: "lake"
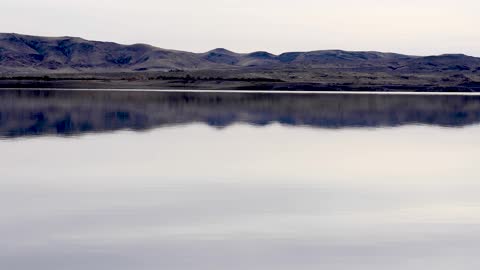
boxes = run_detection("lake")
[1,90,480,270]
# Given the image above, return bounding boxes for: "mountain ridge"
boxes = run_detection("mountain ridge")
[2,33,480,74]
[1,33,480,92]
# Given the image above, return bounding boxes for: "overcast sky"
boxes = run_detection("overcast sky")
[2,0,479,56]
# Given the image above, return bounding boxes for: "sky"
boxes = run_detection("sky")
[1,0,479,56]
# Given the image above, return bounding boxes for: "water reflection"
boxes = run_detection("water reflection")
[1,124,480,270]
[1,89,480,138]
[2,90,480,270]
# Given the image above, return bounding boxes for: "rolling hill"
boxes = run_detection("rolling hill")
[2,33,480,74]
[1,33,480,91]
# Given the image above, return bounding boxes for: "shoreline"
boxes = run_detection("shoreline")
[1,76,479,93]
[2,87,480,96]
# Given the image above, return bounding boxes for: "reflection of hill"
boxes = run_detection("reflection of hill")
[0,90,479,138]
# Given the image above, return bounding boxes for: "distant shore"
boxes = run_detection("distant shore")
[2,33,480,92]
[2,88,480,96]
[0,76,479,92]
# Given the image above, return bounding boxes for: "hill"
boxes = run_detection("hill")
[1,33,480,91]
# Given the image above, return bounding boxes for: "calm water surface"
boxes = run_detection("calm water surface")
[1,90,480,270]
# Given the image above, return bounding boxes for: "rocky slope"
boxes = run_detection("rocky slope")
[2,33,480,91]
[2,33,480,74]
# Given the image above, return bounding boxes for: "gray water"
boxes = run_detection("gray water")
[1,90,480,270]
